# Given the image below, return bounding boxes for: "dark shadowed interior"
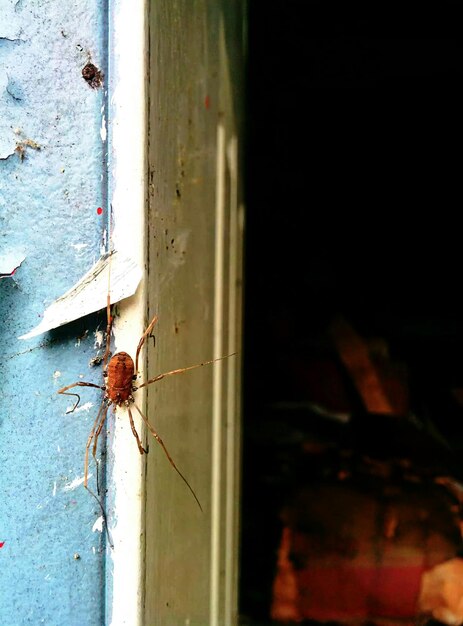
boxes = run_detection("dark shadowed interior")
[241,3,463,624]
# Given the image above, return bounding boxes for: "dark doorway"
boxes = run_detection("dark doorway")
[241,3,463,624]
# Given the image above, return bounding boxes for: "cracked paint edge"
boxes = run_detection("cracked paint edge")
[19,250,142,339]
[0,252,25,278]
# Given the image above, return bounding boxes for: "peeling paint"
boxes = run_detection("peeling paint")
[0,20,24,43]
[92,516,104,533]
[1,1,111,620]
[6,74,23,101]
[19,251,142,339]
[0,148,15,161]
[0,252,25,278]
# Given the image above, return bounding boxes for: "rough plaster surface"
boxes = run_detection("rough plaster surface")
[0,0,108,624]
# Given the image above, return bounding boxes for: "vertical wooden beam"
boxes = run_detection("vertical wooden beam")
[144,2,244,624]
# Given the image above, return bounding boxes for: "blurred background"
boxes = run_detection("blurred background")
[241,2,463,624]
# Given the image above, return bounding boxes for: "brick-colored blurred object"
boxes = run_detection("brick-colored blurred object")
[419,558,463,625]
[271,483,460,623]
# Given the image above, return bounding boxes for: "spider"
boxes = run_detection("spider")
[58,295,231,515]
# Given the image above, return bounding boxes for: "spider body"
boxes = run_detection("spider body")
[105,351,136,405]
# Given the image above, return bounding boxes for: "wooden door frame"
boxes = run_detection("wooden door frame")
[109,2,244,624]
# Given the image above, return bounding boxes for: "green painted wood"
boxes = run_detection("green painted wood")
[144,2,245,624]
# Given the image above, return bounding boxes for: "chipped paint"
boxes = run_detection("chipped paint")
[100,228,108,255]
[92,515,104,533]
[0,252,25,278]
[70,243,89,252]
[100,114,107,142]
[19,251,142,340]
[94,329,104,349]
[63,475,92,492]
[1,3,110,621]
[75,330,88,347]
[53,371,61,379]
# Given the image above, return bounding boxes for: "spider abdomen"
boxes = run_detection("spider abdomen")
[106,351,134,405]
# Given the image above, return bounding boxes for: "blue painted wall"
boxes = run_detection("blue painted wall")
[0,1,109,623]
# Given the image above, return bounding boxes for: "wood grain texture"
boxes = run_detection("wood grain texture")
[144,2,244,624]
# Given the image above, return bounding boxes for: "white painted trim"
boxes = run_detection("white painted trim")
[108,1,147,625]
[210,123,226,626]
[225,135,239,626]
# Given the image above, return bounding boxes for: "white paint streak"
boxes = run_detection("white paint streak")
[94,329,104,349]
[225,138,240,626]
[92,515,104,533]
[63,474,91,492]
[210,123,226,626]
[65,401,93,415]
[52,481,57,497]
[100,115,107,142]
[100,228,108,255]
[71,243,88,252]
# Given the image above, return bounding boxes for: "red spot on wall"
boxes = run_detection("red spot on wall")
[97,207,103,215]
[204,95,210,109]
[0,542,5,548]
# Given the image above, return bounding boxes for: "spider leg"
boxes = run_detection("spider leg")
[132,403,202,512]
[92,401,110,495]
[84,484,114,549]
[58,381,104,413]
[85,400,108,489]
[82,399,113,548]
[138,353,236,389]
[102,292,113,371]
[127,405,148,454]
[135,314,158,375]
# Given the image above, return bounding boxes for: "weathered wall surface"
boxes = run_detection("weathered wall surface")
[0,1,109,624]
